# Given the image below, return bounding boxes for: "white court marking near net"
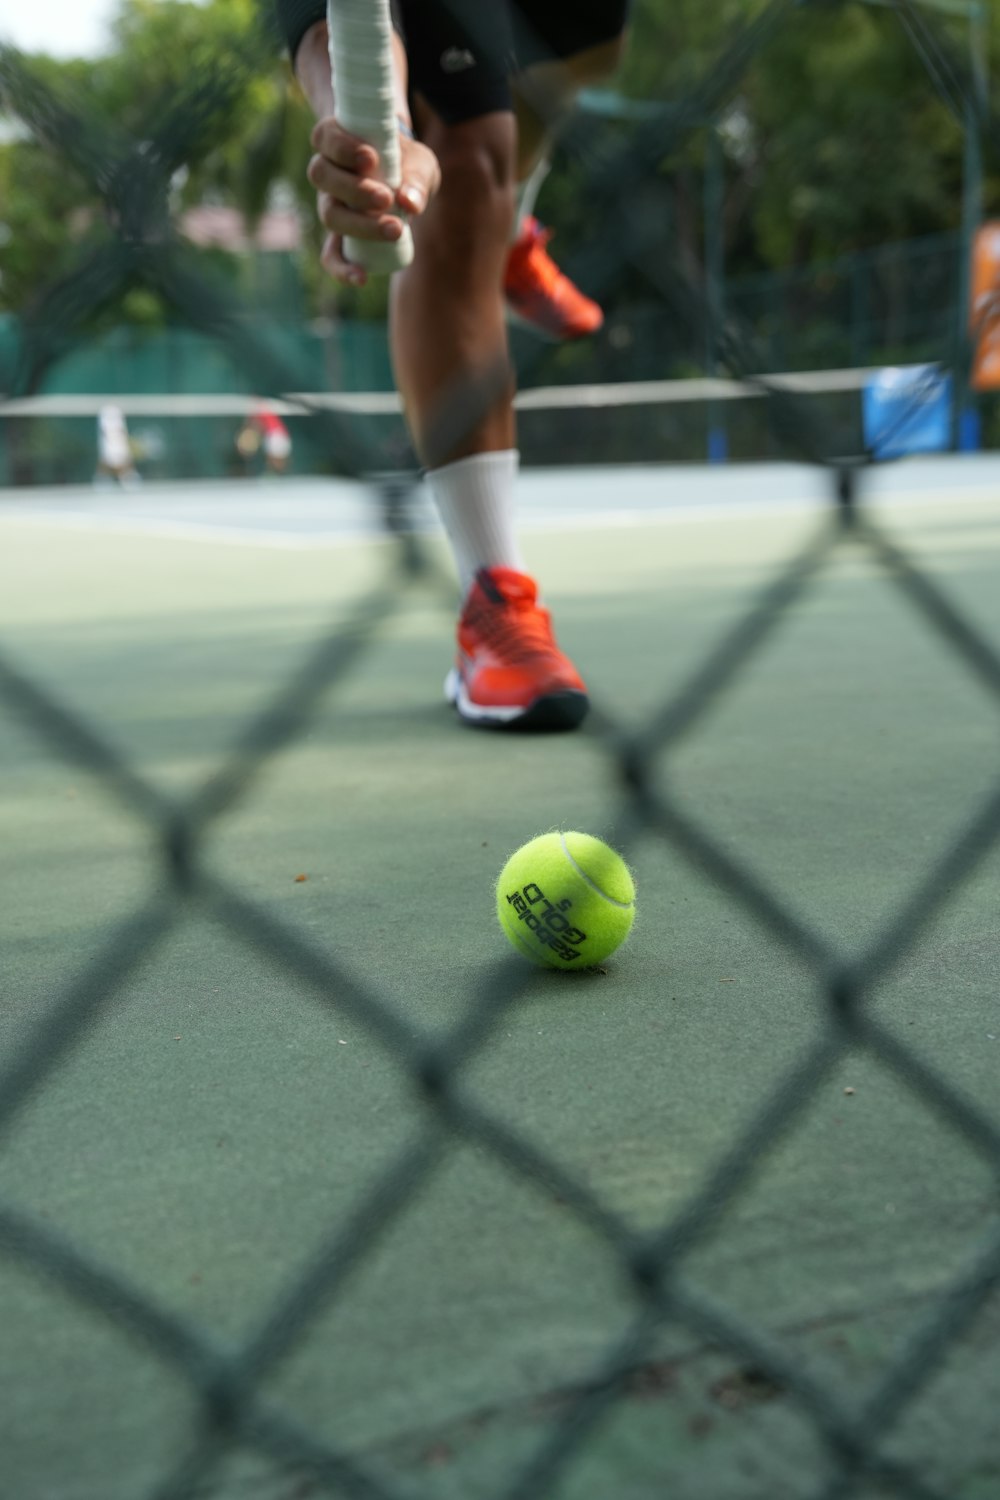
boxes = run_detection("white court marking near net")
[0,455,998,550]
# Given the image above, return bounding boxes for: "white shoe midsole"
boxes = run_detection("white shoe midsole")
[444,668,526,724]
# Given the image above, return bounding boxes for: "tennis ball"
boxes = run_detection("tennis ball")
[496,831,635,970]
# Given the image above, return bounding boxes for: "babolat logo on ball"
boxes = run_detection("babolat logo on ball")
[497,832,635,970]
[504,882,587,962]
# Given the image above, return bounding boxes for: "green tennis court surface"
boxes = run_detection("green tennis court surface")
[2,463,999,1498]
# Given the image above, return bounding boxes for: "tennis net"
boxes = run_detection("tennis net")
[0,366,942,485]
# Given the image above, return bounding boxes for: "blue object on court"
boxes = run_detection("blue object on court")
[862,365,953,460]
[707,426,728,465]
[958,405,982,453]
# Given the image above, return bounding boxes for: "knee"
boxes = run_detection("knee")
[524,35,627,108]
[579,35,628,87]
[420,117,517,248]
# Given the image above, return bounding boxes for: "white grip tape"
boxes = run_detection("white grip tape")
[327,0,414,273]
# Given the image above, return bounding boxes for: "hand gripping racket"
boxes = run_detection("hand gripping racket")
[326,0,415,273]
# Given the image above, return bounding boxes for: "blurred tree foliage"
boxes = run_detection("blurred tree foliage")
[549,0,979,291]
[0,0,315,322]
[0,0,995,329]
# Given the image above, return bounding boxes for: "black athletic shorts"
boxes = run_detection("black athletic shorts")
[396,1,631,123]
[277,1,630,122]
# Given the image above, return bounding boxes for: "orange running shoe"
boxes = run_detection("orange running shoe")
[503,217,604,341]
[445,567,589,731]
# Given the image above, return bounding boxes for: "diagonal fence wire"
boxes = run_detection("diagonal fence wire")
[1,2,1000,1498]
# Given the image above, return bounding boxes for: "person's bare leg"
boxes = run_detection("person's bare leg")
[388,105,532,595]
[390,107,517,469]
[388,102,585,728]
[502,38,627,341]
[512,36,627,182]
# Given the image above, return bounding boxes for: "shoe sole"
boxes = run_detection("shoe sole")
[505,305,560,342]
[445,669,588,732]
[504,304,602,343]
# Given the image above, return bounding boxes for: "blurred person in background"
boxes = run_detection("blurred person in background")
[95,404,141,487]
[236,401,294,476]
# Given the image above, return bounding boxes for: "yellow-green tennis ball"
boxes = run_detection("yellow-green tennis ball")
[496,831,636,970]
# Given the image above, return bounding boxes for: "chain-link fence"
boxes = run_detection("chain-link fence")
[2,1,1000,1496]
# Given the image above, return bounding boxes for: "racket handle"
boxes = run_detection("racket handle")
[327,0,414,274]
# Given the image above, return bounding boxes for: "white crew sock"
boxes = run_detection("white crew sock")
[511,157,551,241]
[426,449,526,598]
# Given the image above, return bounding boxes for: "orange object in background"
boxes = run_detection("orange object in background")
[969,222,1000,391]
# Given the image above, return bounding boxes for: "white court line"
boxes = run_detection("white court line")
[518,486,1000,534]
[0,493,989,550]
[0,466,997,549]
[0,512,404,550]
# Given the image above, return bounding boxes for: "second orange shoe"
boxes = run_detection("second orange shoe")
[504,217,604,342]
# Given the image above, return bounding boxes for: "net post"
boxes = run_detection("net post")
[834,463,859,527]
